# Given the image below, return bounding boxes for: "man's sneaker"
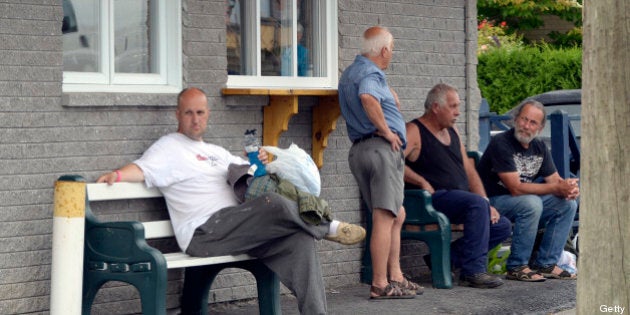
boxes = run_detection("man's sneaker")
[324,222,366,245]
[459,272,504,289]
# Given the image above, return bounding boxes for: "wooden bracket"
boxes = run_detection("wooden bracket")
[263,95,299,147]
[312,95,341,168]
[222,88,340,168]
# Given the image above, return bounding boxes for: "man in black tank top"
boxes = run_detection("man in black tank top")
[403,83,512,288]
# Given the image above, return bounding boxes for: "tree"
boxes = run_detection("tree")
[478,0,583,47]
[578,0,630,313]
[478,0,583,30]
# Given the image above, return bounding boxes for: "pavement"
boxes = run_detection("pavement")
[206,274,576,315]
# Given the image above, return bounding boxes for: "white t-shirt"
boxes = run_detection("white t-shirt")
[134,132,249,251]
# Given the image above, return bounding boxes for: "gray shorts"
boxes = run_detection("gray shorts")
[348,137,404,216]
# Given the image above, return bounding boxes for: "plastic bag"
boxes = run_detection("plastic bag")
[262,143,321,196]
[557,250,577,275]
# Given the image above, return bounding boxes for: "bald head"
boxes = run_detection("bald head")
[176,87,209,141]
[360,26,394,70]
[177,87,207,110]
[361,26,393,56]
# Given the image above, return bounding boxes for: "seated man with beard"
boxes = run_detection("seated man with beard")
[477,99,579,281]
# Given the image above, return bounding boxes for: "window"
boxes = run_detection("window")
[62,0,181,93]
[225,0,338,88]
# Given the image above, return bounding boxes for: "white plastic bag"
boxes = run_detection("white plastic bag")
[262,143,321,196]
[557,250,577,275]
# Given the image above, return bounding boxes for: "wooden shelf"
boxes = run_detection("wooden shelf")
[222,88,341,168]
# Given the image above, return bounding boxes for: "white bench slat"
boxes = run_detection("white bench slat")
[142,220,175,239]
[86,182,255,270]
[163,252,254,269]
[87,182,162,201]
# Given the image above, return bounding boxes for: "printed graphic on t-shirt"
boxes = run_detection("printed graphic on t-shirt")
[196,153,219,166]
[513,152,543,183]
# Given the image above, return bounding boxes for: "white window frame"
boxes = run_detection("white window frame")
[226,0,338,89]
[62,0,182,94]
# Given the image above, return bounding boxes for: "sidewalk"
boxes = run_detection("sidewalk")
[207,275,576,315]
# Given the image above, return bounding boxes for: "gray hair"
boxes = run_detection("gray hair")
[513,99,547,127]
[360,27,393,57]
[424,83,458,111]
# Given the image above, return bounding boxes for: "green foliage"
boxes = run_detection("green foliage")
[478,0,583,30]
[478,0,583,48]
[477,19,524,53]
[478,44,582,114]
[548,27,583,48]
[487,244,509,275]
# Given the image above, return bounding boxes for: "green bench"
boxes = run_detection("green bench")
[361,152,482,289]
[62,175,281,315]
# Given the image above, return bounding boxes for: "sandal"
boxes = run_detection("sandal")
[370,283,416,300]
[389,277,424,295]
[536,265,577,280]
[506,265,546,282]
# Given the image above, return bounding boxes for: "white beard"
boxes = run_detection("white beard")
[514,127,539,144]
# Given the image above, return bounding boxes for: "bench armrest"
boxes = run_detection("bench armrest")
[84,218,166,272]
[403,189,451,231]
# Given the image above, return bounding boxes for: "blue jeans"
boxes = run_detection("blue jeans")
[490,194,577,270]
[432,190,512,276]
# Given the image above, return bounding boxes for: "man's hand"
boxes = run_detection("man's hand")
[490,206,501,224]
[553,177,580,200]
[96,164,144,185]
[378,129,403,152]
[259,148,270,164]
[423,184,436,195]
[97,171,119,185]
[564,178,580,200]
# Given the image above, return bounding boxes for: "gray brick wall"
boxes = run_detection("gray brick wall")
[0,0,477,313]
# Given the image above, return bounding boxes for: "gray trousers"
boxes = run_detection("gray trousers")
[186,193,329,315]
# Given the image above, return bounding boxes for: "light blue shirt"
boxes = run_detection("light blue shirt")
[338,55,406,147]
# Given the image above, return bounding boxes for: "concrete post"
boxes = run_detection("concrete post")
[50,179,86,315]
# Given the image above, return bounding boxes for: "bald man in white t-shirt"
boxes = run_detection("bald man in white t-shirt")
[97,87,366,315]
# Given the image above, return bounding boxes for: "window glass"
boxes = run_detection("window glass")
[114,0,156,74]
[63,0,100,72]
[62,0,181,92]
[226,0,336,87]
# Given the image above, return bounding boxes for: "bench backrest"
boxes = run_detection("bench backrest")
[86,182,174,240]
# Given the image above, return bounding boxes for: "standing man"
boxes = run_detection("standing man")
[403,83,512,288]
[339,26,422,299]
[97,87,366,314]
[478,99,578,281]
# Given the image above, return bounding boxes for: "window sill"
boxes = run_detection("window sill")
[221,88,340,169]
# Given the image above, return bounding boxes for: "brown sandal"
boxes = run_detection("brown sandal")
[506,265,546,282]
[370,283,415,299]
[389,278,424,295]
[536,265,577,280]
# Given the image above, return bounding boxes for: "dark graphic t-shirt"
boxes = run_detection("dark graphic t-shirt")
[478,128,556,197]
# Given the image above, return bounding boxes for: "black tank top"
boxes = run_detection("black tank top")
[404,119,470,191]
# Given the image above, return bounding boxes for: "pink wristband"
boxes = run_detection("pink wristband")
[114,170,122,182]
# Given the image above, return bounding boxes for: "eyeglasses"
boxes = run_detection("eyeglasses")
[517,116,541,128]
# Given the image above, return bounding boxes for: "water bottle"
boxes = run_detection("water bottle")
[243,129,267,177]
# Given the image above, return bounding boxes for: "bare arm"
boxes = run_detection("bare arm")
[404,165,435,194]
[497,171,578,199]
[452,127,486,197]
[390,87,401,111]
[403,121,435,193]
[96,163,145,185]
[453,128,500,223]
[359,93,402,152]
